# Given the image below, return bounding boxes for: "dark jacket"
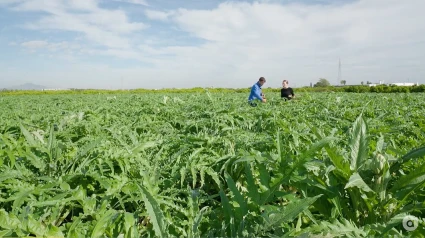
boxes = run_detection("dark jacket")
[281,87,294,99]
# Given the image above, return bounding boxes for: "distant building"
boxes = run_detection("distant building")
[368,80,384,87]
[368,81,418,87]
[388,82,418,86]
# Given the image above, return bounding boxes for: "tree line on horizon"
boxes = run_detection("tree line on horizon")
[1,83,425,96]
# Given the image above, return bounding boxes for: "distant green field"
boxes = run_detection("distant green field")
[1,92,425,237]
[1,83,425,96]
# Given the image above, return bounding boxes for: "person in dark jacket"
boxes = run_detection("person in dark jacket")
[281,80,295,100]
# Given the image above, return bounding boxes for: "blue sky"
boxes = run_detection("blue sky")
[0,0,424,89]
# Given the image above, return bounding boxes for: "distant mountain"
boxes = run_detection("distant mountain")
[7,83,48,90]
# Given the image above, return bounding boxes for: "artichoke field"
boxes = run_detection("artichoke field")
[1,92,425,237]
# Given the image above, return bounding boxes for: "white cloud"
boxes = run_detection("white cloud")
[18,40,83,62]
[21,40,48,49]
[134,0,425,87]
[144,10,174,21]
[0,0,25,6]
[10,0,148,49]
[113,0,149,6]
[2,0,425,88]
[20,40,81,51]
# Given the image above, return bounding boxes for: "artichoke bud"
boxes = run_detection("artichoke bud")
[371,153,387,174]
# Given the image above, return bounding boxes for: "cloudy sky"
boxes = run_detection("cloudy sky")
[0,0,424,89]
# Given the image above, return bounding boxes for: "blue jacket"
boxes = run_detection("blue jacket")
[248,82,263,101]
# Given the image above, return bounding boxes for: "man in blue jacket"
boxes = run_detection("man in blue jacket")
[248,77,267,106]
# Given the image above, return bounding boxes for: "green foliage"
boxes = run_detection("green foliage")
[314,78,331,87]
[1,84,424,96]
[0,92,424,236]
[299,84,425,93]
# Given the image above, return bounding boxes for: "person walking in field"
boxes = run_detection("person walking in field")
[281,80,295,100]
[248,77,267,106]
